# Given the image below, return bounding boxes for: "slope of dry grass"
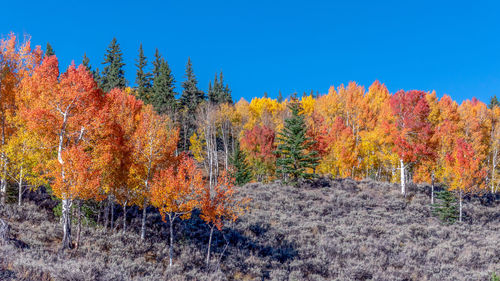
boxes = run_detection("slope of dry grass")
[0,178,498,280]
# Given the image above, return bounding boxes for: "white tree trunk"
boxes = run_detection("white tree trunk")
[459,190,463,223]
[206,225,215,266]
[168,214,175,267]
[400,159,405,195]
[61,198,72,249]
[18,167,23,206]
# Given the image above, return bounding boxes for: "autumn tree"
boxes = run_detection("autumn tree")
[275,100,319,182]
[240,125,276,182]
[199,170,246,265]
[444,138,487,222]
[93,88,142,232]
[150,155,203,267]
[388,90,433,195]
[130,105,179,239]
[20,56,103,249]
[0,34,41,205]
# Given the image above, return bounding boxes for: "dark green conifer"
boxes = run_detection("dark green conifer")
[489,95,499,109]
[275,100,319,183]
[151,58,176,115]
[208,72,232,104]
[135,43,152,103]
[82,53,91,71]
[277,90,284,103]
[45,43,55,57]
[432,189,459,224]
[180,57,205,112]
[230,142,252,186]
[101,38,126,92]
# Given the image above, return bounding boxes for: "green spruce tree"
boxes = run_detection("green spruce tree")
[101,38,126,92]
[82,53,91,71]
[489,95,499,109]
[135,43,152,103]
[180,57,205,112]
[45,42,55,57]
[208,72,232,104]
[179,58,205,150]
[230,142,252,186]
[151,58,176,115]
[432,189,459,224]
[152,49,162,78]
[277,90,284,103]
[275,100,319,183]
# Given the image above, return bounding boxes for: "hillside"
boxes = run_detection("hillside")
[0,178,498,281]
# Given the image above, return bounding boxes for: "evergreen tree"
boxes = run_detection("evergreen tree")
[45,42,55,57]
[432,189,459,224]
[180,57,205,112]
[230,142,252,186]
[179,58,205,150]
[152,49,162,78]
[277,90,284,103]
[489,95,499,109]
[275,100,319,183]
[135,43,152,103]
[82,53,101,84]
[101,38,126,92]
[208,72,232,104]
[151,59,176,115]
[82,53,91,71]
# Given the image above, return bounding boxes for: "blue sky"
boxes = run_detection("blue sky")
[2,0,499,103]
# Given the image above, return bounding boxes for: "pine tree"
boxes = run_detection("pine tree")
[489,95,499,109]
[179,58,205,151]
[208,72,232,104]
[101,38,126,92]
[277,90,284,103]
[82,53,91,71]
[82,53,101,84]
[45,42,55,57]
[230,142,252,186]
[151,59,176,115]
[432,189,459,224]
[135,43,152,103]
[275,100,319,183]
[152,49,162,78]
[180,57,205,112]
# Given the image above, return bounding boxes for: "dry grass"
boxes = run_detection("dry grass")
[0,178,498,280]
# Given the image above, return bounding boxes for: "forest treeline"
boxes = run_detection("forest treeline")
[0,34,499,263]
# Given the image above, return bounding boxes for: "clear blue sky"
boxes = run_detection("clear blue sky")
[2,0,499,103]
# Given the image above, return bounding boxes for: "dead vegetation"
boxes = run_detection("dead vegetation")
[0,178,498,280]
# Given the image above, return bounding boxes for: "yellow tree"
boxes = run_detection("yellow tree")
[4,124,47,206]
[488,105,500,193]
[0,34,41,205]
[130,104,178,239]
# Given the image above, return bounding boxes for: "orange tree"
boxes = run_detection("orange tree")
[150,155,203,267]
[20,56,103,249]
[444,138,487,222]
[199,170,248,265]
